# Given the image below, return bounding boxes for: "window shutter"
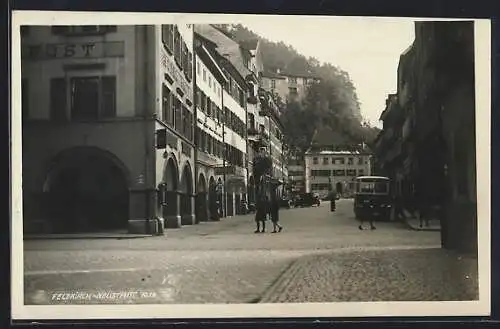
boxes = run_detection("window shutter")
[50,78,67,121]
[101,76,116,118]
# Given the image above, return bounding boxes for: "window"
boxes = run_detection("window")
[207,98,212,117]
[323,157,329,165]
[197,61,201,76]
[271,79,276,89]
[174,26,181,67]
[289,77,297,84]
[182,106,189,138]
[203,69,207,81]
[312,157,318,165]
[187,51,193,82]
[289,87,298,95]
[358,157,364,165]
[347,157,354,165]
[22,79,28,120]
[303,78,307,85]
[358,169,365,175]
[162,84,173,125]
[209,77,212,88]
[161,25,174,54]
[174,97,182,130]
[70,76,116,121]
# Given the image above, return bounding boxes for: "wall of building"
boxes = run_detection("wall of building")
[22,26,139,119]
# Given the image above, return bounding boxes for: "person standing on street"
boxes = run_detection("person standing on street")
[270,185,283,233]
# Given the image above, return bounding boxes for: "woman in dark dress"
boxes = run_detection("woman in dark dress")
[270,186,283,233]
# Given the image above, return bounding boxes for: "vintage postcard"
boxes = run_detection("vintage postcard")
[11,11,491,320]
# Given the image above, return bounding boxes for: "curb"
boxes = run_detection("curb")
[24,234,154,240]
[403,219,441,232]
[258,258,304,303]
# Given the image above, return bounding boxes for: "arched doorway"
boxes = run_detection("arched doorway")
[42,147,129,233]
[217,177,224,217]
[162,157,179,228]
[248,176,255,205]
[179,163,194,225]
[336,182,343,196]
[196,174,208,222]
[208,176,218,220]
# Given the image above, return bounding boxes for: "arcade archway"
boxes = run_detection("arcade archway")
[162,157,179,222]
[42,147,129,233]
[179,163,194,224]
[208,176,218,220]
[196,174,208,222]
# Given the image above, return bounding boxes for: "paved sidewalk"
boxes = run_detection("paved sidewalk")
[260,247,478,303]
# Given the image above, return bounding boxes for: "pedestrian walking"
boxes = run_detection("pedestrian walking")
[254,195,268,233]
[270,187,283,233]
[328,189,337,212]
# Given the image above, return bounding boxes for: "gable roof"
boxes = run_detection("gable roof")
[310,125,350,147]
[194,25,252,80]
[239,39,259,52]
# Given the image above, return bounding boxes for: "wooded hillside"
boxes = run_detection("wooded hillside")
[213,24,380,154]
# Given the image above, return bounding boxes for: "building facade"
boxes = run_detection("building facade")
[287,155,306,194]
[193,39,227,223]
[304,150,372,198]
[375,21,477,254]
[194,25,250,217]
[21,24,197,235]
[260,68,321,103]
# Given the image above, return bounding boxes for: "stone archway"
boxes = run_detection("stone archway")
[42,146,130,234]
[162,157,180,228]
[196,174,208,222]
[179,163,195,225]
[208,176,218,220]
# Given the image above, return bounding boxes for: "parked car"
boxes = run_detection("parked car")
[295,193,321,207]
[279,198,292,209]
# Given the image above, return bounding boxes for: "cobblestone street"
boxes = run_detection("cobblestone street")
[23,199,477,304]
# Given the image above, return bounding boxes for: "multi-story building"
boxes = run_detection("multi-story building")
[194,25,249,217]
[260,68,321,103]
[21,24,197,235]
[193,35,228,222]
[287,155,306,194]
[375,21,477,253]
[304,150,372,198]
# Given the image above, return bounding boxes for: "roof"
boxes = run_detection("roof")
[239,39,259,51]
[355,176,390,180]
[262,70,286,79]
[280,69,320,79]
[310,125,350,147]
[194,25,252,80]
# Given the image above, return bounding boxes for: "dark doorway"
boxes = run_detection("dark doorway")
[180,164,193,221]
[336,182,343,196]
[163,158,179,220]
[208,176,217,220]
[196,174,208,222]
[43,148,129,233]
[248,176,255,204]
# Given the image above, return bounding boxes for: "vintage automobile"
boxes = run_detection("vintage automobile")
[353,176,392,221]
[295,192,321,207]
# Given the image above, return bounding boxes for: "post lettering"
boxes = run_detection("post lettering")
[64,44,76,57]
[81,43,95,57]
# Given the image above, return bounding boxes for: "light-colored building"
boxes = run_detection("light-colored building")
[193,39,227,222]
[260,68,321,103]
[21,24,197,235]
[287,155,305,194]
[194,25,249,216]
[304,150,372,198]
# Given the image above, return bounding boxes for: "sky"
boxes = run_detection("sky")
[236,16,416,128]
